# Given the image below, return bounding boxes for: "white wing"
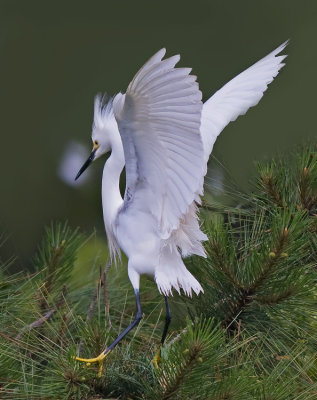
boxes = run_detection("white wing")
[113,49,204,237]
[172,41,288,260]
[201,41,288,165]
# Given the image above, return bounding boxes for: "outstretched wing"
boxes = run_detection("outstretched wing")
[201,41,288,164]
[171,41,288,260]
[113,49,204,237]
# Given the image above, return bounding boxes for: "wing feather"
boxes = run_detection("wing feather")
[201,40,288,165]
[172,41,288,260]
[114,49,204,237]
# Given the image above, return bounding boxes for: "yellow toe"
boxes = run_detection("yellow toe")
[151,346,162,368]
[73,349,111,377]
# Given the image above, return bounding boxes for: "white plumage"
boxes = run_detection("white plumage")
[200,41,288,165]
[78,41,288,297]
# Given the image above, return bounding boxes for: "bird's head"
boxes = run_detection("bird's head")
[75,94,116,180]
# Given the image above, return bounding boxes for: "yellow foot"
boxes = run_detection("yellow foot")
[73,349,111,378]
[151,346,162,368]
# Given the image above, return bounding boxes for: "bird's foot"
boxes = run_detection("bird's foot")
[151,345,162,368]
[73,349,111,377]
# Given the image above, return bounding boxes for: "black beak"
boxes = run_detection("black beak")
[75,148,97,180]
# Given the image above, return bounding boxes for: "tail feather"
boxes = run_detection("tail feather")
[155,245,203,297]
[169,202,208,258]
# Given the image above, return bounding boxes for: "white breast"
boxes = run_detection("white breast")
[115,207,161,276]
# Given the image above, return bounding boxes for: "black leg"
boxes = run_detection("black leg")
[152,296,172,367]
[161,295,171,345]
[75,288,142,377]
[105,289,142,353]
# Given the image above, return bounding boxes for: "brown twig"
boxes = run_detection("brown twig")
[86,283,100,323]
[58,310,72,348]
[78,261,112,354]
[15,285,67,341]
[101,262,112,331]
[85,262,111,323]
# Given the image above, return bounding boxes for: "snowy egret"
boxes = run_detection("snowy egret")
[74,41,288,373]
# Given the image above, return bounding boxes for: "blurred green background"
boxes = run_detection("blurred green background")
[0,0,316,265]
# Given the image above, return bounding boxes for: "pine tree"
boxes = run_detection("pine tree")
[0,145,316,399]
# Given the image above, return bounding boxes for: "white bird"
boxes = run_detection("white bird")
[74,41,288,373]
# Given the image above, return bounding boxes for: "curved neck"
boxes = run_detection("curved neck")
[102,138,125,227]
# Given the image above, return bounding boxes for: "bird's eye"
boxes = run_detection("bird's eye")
[94,140,99,146]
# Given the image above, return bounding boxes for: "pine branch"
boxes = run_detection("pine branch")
[248,226,289,291]
[194,146,317,338]
[259,165,285,208]
[1,146,317,400]
[299,166,317,214]
[207,236,243,289]
[256,287,295,305]
[160,342,203,400]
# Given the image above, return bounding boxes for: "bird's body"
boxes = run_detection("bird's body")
[87,41,288,297]
[99,109,205,295]
[74,42,288,371]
